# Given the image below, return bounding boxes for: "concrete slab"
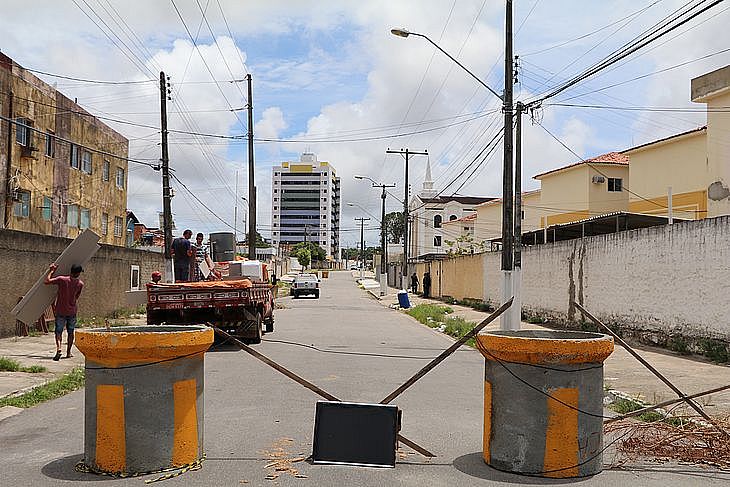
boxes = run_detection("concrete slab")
[11,229,100,325]
[0,406,23,421]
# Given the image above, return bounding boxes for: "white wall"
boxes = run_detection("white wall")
[479,216,730,341]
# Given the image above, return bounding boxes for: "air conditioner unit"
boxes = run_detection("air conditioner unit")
[591,175,605,184]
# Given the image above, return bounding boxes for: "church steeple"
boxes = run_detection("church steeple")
[420,157,437,198]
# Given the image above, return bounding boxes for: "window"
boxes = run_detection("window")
[102,160,110,181]
[114,216,123,237]
[70,144,80,169]
[82,151,92,174]
[130,265,140,291]
[274,172,279,176]
[42,196,52,221]
[80,208,91,229]
[449,215,458,221]
[101,213,108,235]
[433,215,442,228]
[608,178,623,192]
[13,190,30,217]
[273,189,278,193]
[116,167,125,189]
[434,236,442,247]
[464,227,470,232]
[67,204,79,228]
[273,206,278,210]
[521,210,525,220]
[273,197,278,201]
[15,118,31,146]
[45,131,55,157]
[273,214,278,219]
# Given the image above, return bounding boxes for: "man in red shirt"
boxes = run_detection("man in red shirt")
[44,263,84,361]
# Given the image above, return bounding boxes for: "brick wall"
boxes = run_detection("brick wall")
[0,229,164,337]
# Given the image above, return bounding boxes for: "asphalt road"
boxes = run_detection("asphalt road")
[1,271,728,486]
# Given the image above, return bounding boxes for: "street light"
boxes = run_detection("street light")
[391,18,519,331]
[355,175,396,295]
[390,29,503,101]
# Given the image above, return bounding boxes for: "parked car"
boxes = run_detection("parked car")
[291,273,320,298]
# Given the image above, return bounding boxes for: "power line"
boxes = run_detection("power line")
[21,67,154,85]
[529,0,725,106]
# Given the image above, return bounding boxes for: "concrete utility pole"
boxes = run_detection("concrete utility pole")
[355,217,370,279]
[386,148,427,289]
[513,100,525,328]
[500,0,516,330]
[246,74,256,260]
[160,72,173,270]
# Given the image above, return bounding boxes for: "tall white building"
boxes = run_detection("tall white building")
[409,159,494,259]
[271,153,341,261]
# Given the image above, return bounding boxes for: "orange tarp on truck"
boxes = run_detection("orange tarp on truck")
[147,279,253,290]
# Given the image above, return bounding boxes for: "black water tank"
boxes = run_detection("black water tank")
[209,232,236,262]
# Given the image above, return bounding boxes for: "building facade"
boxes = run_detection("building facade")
[0,53,129,246]
[270,153,341,260]
[409,158,494,259]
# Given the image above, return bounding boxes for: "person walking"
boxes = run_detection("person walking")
[423,271,432,298]
[44,263,84,361]
[410,272,419,294]
[171,229,193,282]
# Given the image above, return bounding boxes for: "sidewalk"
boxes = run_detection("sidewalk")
[375,285,730,416]
[0,332,83,420]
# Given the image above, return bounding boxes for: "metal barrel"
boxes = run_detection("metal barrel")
[476,330,614,478]
[209,232,236,262]
[75,325,214,475]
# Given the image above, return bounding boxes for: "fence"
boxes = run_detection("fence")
[409,216,730,343]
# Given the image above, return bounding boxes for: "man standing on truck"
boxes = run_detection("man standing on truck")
[171,229,193,282]
[193,232,215,281]
[44,263,84,361]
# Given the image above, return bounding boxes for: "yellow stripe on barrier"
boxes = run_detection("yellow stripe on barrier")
[543,387,579,478]
[96,384,126,473]
[483,380,492,463]
[172,379,199,466]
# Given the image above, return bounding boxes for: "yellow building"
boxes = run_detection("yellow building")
[624,64,730,220]
[473,189,544,242]
[533,152,630,227]
[0,53,129,245]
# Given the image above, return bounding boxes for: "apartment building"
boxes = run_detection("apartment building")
[270,153,341,260]
[0,53,129,245]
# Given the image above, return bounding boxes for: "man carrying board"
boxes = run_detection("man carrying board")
[44,263,84,361]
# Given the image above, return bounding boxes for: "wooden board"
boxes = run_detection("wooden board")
[11,229,101,325]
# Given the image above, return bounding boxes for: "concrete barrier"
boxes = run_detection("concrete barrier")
[75,325,213,475]
[476,330,613,478]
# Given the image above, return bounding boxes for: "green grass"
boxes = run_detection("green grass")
[406,305,480,346]
[0,367,84,408]
[0,357,47,373]
[406,304,453,325]
[699,338,729,363]
[608,396,689,425]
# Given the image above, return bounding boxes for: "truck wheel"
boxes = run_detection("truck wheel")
[314,290,320,299]
[264,317,274,333]
[250,312,263,344]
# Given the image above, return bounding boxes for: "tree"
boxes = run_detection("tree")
[243,231,272,248]
[383,211,404,244]
[291,242,326,268]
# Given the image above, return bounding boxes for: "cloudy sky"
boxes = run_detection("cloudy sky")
[2,0,728,247]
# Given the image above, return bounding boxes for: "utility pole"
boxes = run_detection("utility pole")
[386,148,427,289]
[246,74,256,261]
[355,217,370,279]
[375,182,397,295]
[513,100,525,329]
[234,170,239,244]
[500,0,516,330]
[160,72,173,274]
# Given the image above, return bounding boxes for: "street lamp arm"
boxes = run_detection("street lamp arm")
[392,29,503,102]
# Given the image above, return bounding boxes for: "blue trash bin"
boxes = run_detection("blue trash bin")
[397,290,411,309]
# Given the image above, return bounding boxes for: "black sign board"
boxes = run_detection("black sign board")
[312,401,400,468]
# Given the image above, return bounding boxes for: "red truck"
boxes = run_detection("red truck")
[146,268,275,344]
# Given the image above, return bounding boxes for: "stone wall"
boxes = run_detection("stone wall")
[0,229,164,337]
